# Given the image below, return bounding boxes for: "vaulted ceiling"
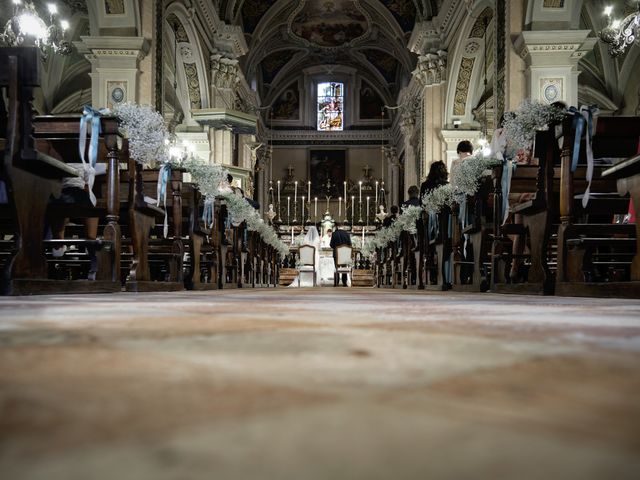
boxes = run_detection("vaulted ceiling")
[217,1,441,106]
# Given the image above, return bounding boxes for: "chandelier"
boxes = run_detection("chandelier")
[598,2,640,57]
[1,0,72,56]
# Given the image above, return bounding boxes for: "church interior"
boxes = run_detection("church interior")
[1,0,640,478]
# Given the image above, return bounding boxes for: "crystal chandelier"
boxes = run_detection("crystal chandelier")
[598,3,640,57]
[1,0,72,56]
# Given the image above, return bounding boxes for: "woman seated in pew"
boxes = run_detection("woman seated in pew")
[421,161,449,283]
[491,112,545,282]
[48,161,106,278]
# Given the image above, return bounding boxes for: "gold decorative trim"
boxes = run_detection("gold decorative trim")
[453,57,475,116]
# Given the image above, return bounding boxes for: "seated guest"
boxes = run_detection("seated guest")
[420,161,449,198]
[383,205,399,228]
[401,185,421,211]
[450,140,473,180]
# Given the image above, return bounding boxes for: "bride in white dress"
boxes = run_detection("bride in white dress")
[288,226,322,287]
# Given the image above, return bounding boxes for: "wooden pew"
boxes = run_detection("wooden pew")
[423,207,452,291]
[490,127,558,295]
[117,156,184,292]
[183,189,218,290]
[0,47,116,295]
[451,176,493,292]
[32,115,122,292]
[602,154,640,283]
[555,116,639,297]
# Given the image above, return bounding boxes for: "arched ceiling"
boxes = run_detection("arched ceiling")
[218,0,442,106]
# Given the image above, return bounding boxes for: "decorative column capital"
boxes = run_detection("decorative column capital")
[413,50,447,87]
[210,53,240,90]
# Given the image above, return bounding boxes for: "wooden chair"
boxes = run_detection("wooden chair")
[334,244,352,287]
[297,244,317,287]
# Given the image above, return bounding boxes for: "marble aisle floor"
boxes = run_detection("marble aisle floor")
[1,288,640,480]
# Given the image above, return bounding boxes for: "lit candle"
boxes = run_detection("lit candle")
[359,181,362,203]
[287,196,290,222]
[314,197,318,218]
[291,226,294,244]
[366,196,370,225]
[362,226,365,243]
[351,195,355,221]
[338,197,342,217]
[343,181,347,201]
[301,196,305,219]
[375,181,378,207]
[277,180,281,206]
[307,181,311,200]
[294,181,298,201]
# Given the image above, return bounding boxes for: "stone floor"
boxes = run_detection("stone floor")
[1,288,640,479]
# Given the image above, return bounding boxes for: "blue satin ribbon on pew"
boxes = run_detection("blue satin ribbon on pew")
[568,105,598,207]
[580,105,598,208]
[568,106,585,173]
[157,163,171,238]
[501,159,516,224]
[202,198,214,228]
[79,106,108,206]
[428,211,438,241]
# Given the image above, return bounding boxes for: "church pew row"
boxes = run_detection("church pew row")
[0,48,122,295]
[554,115,639,298]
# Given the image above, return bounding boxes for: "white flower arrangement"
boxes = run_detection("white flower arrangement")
[368,205,422,251]
[422,183,454,213]
[450,154,502,199]
[113,103,169,167]
[502,99,566,152]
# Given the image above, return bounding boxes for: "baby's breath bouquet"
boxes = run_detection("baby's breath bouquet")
[113,103,169,167]
[502,99,566,151]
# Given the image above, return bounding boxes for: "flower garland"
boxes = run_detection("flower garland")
[167,156,288,257]
[112,103,169,167]
[450,154,502,200]
[422,184,454,213]
[502,99,566,152]
[367,205,422,252]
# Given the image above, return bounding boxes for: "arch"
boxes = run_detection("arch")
[444,2,494,128]
[164,3,210,126]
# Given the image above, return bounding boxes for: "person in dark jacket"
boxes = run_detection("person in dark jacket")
[401,185,421,211]
[330,226,351,286]
[382,205,399,228]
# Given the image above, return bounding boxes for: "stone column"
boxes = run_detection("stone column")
[413,50,448,176]
[400,115,417,196]
[515,30,596,107]
[385,148,400,208]
[77,36,150,108]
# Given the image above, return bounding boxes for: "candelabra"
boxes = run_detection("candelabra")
[1,1,73,56]
[599,3,640,57]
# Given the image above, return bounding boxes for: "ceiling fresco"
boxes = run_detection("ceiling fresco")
[288,0,371,48]
[230,0,426,107]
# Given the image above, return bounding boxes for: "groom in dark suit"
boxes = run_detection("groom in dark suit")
[330,225,351,286]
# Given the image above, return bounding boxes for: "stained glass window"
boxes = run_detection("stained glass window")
[317,82,344,131]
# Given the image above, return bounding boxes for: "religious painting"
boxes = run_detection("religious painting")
[261,49,298,84]
[317,82,344,131]
[364,49,398,83]
[359,80,384,120]
[379,0,416,32]
[241,0,277,33]
[104,0,125,14]
[290,0,370,48]
[273,82,300,120]
[309,149,346,197]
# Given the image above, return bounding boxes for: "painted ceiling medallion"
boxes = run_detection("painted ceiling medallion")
[287,0,372,50]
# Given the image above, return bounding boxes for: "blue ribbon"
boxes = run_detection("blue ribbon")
[202,198,214,228]
[428,212,438,241]
[568,106,586,173]
[500,159,516,224]
[157,163,171,238]
[79,106,107,168]
[580,105,598,208]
